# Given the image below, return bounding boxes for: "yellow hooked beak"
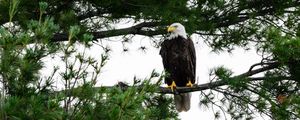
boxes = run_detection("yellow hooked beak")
[167,26,176,33]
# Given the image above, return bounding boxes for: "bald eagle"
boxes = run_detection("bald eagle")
[160,23,196,112]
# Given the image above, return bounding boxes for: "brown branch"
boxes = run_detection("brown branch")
[55,62,280,97]
[249,76,292,81]
[51,8,288,42]
[51,22,164,42]
[159,62,280,94]
[248,62,277,72]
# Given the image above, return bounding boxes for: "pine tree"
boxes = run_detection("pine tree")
[0,0,299,119]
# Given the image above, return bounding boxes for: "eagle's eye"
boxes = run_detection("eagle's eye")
[174,25,178,28]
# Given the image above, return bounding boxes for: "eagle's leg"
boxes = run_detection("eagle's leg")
[167,81,177,92]
[186,80,193,87]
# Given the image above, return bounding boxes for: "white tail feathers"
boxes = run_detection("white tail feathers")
[174,93,191,112]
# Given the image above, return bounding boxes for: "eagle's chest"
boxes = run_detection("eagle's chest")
[168,40,188,59]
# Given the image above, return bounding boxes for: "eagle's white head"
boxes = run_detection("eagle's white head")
[167,23,187,40]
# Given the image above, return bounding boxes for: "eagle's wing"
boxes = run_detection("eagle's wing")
[159,41,168,69]
[188,38,196,83]
[159,40,172,85]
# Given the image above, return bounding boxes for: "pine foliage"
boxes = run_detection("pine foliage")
[0,0,300,119]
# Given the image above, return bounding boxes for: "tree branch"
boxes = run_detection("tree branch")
[159,62,280,94]
[51,22,164,42]
[46,1,300,42]
[57,62,280,96]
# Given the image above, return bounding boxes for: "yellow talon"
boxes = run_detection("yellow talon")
[167,81,177,92]
[186,80,193,87]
